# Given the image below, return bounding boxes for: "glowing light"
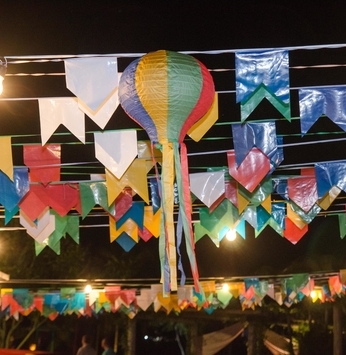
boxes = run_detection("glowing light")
[29,344,37,351]
[144,335,149,340]
[226,228,236,241]
[84,284,92,293]
[0,76,4,95]
[222,283,230,292]
[0,58,6,96]
[310,288,322,302]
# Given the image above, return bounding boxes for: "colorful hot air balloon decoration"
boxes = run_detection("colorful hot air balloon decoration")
[119,50,215,293]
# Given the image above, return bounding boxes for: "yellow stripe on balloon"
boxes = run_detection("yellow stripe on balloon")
[161,141,177,291]
[136,50,168,143]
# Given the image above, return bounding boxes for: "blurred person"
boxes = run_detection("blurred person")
[101,337,116,355]
[76,334,96,355]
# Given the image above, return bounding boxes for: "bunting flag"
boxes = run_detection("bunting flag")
[79,181,115,218]
[1,271,345,319]
[105,159,150,205]
[231,122,279,166]
[315,161,346,198]
[0,168,29,213]
[299,87,346,135]
[189,171,225,208]
[283,217,308,244]
[0,136,13,180]
[19,208,56,243]
[338,213,346,239]
[94,130,138,179]
[64,57,119,111]
[235,50,291,121]
[227,149,271,192]
[287,172,318,213]
[38,98,85,145]
[19,184,81,221]
[49,211,80,244]
[187,93,219,142]
[24,144,61,185]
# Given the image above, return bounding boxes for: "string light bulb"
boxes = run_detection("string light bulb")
[226,228,236,241]
[0,58,7,95]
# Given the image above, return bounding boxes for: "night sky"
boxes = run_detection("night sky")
[0,1,346,282]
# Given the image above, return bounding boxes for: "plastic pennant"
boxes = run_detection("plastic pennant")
[116,201,144,229]
[38,98,85,145]
[115,232,137,252]
[288,201,321,225]
[0,168,29,213]
[79,181,114,218]
[189,171,225,208]
[94,130,138,179]
[47,184,80,217]
[338,213,346,239]
[64,57,118,112]
[114,188,133,222]
[288,175,318,213]
[240,84,291,122]
[318,186,341,210]
[20,208,55,243]
[271,202,286,230]
[315,161,346,198]
[105,159,150,205]
[286,202,309,229]
[232,122,278,166]
[299,87,346,135]
[227,149,271,192]
[109,217,139,243]
[187,93,219,142]
[143,206,161,238]
[193,222,219,247]
[79,87,119,129]
[283,217,308,244]
[235,50,290,121]
[224,180,238,207]
[0,136,13,180]
[24,144,61,185]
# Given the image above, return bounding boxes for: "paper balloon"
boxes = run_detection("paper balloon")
[119,50,215,293]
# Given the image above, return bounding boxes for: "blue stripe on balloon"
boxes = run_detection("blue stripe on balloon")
[118,58,158,143]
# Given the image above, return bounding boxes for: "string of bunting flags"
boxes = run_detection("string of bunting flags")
[1,270,346,320]
[1,46,346,294]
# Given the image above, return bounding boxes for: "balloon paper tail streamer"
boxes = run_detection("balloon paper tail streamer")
[160,141,177,292]
[176,210,186,286]
[174,142,202,294]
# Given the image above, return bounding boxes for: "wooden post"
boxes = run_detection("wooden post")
[187,321,201,355]
[114,324,119,353]
[126,318,137,355]
[333,302,343,355]
[247,322,255,355]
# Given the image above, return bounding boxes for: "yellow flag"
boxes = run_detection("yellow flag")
[188,93,218,142]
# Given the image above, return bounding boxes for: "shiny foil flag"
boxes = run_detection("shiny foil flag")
[0,168,29,213]
[299,87,346,135]
[0,136,13,180]
[38,98,85,145]
[288,172,318,213]
[315,161,346,198]
[227,149,271,192]
[231,122,279,166]
[24,145,61,185]
[189,171,225,208]
[64,57,119,111]
[94,130,138,179]
[235,50,290,121]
